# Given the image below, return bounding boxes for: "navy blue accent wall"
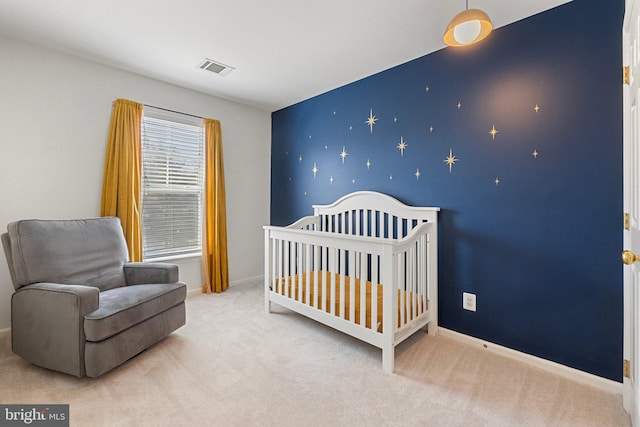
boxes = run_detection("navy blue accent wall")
[271,0,623,381]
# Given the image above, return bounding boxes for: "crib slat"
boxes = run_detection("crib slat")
[371,254,378,331]
[360,252,367,327]
[330,247,336,315]
[272,238,277,294]
[398,250,405,327]
[321,246,327,312]
[314,244,319,309]
[409,244,415,322]
[349,250,356,323]
[340,249,346,319]
[284,241,290,298]
[297,242,303,302]
[305,243,311,305]
[363,210,369,237]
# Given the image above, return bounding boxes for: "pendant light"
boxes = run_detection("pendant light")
[443,0,493,47]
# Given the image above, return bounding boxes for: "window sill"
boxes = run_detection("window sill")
[144,252,202,263]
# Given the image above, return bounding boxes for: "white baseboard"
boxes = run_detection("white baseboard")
[187,275,263,296]
[438,328,622,395]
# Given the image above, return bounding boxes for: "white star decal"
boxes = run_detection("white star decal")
[340,146,348,163]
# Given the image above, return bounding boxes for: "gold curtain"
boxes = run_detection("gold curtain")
[202,118,229,293]
[100,98,143,262]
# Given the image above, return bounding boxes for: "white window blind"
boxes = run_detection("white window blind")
[141,108,204,260]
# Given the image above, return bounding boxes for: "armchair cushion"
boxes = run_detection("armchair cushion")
[84,282,186,342]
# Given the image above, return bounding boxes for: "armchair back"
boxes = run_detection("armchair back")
[3,217,129,291]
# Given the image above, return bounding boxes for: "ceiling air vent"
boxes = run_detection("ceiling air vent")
[198,58,235,76]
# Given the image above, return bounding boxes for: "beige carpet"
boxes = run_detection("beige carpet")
[0,282,630,427]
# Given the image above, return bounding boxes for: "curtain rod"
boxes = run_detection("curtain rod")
[144,104,204,120]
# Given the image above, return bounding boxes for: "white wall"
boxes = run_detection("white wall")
[0,35,271,330]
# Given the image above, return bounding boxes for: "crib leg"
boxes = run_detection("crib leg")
[265,296,272,313]
[382,344,394,373]
[265,289,272,314]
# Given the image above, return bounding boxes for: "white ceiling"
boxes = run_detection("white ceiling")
[0,0,571,112]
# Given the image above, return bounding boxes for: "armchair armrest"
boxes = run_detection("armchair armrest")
[11,283,100,377]
[124,262,179,285]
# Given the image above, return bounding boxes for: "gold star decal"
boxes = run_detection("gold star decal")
[489,125,498,140]
[366,109,378,134]
[533,149,539,158]
[444,148,458,173]
[397,137,408,156]
[340,146,348,163]
[312,163,318,179]
[495,177,500,186]
[534,104,541,113]
[415,168,421,180]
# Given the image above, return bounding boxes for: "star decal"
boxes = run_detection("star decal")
[397,137,408,157]
[299,155,303,162]
[329,176,334,185]
[425,86,430,92]
[533,149,539,158]
[457,101,462,110]
[366,159,371,170]
[312,163,318,179]
[366,109,378,134]
[394,117,398,123]
[429,126,434,133]
[389,175,393,181]
[444,148,458,173]
[415,168,421,180]
[489,125,498,140]
[534,104,541,113]
[340,146,348,163]
[495,177,500,186]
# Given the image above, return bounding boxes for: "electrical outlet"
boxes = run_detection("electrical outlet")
[463,292,476,312]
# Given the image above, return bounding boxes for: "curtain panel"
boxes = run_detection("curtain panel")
[202,118,229,293]
[100,98,143,262]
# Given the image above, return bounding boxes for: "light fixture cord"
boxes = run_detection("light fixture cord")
[466,0,469,10]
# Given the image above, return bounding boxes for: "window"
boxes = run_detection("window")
[141,108,204,261]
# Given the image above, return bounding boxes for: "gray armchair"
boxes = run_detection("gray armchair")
[1,217,186,378]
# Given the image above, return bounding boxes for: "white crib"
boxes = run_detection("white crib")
[264,191,439,372]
